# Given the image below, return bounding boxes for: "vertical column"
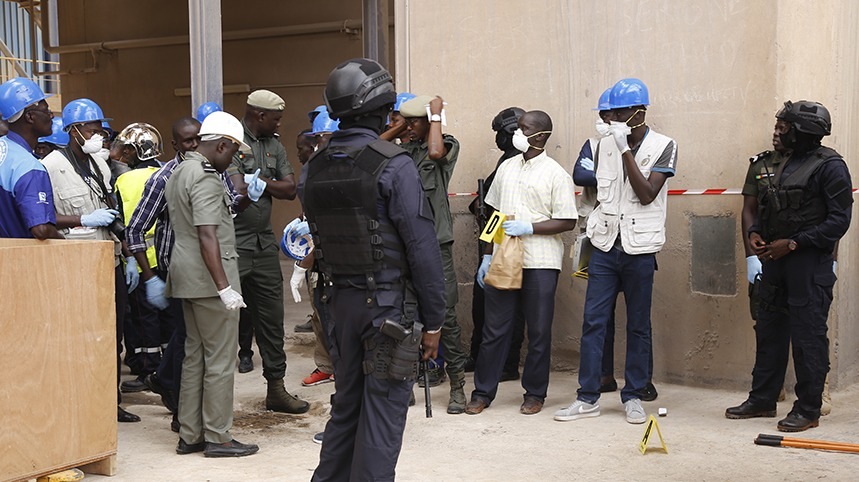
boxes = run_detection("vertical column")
[362,0,389,69]
[188,0,223,115]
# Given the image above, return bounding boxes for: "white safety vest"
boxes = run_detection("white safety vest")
[586,131,673,255]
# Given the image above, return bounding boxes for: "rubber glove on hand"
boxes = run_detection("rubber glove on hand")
[244,169,266,202]
[284,217,310,237]
[290,263,307,303]
[144,276,169,310]
[503,220,534,237]
[81,208,119,227]
[476,254,492,289]
[609,121,632,154]
[580,158,595,171]
[746,255,763,284]
[125,256,140,293]
[218,285,247,310]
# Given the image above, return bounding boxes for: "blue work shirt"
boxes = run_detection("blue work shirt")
[0,131,57,238]
[299,127,445,332]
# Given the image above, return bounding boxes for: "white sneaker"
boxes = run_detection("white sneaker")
[624,398,647,424]
[554,400,600,421]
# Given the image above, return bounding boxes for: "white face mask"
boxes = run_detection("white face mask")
[595,119,612,137]
[76,129,104,154]
[512,129,532,153]
[92,147,110,162]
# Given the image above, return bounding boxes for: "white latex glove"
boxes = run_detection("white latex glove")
[476,254,492,289]
[580,157,594,171]
[746,255,763,284]
[609,121,632,154]
[218,285,247,310]
[144,276,169,310]
[244,168,266,202]
[502,220,534,237]
[125,256,140,293]
[81,208,119,227]
[290,263,307,303]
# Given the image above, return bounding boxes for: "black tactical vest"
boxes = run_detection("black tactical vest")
[303,139,407,287]
[759,146,839,241]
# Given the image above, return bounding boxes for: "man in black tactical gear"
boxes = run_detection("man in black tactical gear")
[726,100,852,433]
[300,58,445,481]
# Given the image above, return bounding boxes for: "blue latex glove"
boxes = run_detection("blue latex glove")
[244,168,266,202]
[476,254,492,289]
[580,157,594,171]
[293,220,310,236]
[144,276,169,310]
[503,220,534,237]
[81,208,119,227]
[746,255,762,284]
[125,256,140,293]
[833,261,837,274]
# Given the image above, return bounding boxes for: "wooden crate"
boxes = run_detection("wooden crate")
[0,239,117,481]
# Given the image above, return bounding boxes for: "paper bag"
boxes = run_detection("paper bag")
[484,234,524,290]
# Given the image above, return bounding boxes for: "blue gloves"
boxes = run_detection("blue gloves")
[285,217,310,237]
[145,276,169,310]
[580,158,594,171]
[81,208,119,227]
[503,220,534,237]
[244,168,266,202]
[476,254,492,289]
[746,255,762,284]
[125,256,140,293]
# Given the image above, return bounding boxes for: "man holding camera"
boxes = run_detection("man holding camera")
[42,98,140,423]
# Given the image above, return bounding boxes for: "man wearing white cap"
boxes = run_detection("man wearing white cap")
[165,111,259,457]
[228,89,309,413]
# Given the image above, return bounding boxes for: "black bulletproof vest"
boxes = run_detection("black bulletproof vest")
[759,146,838,241]
[303,139,407,286]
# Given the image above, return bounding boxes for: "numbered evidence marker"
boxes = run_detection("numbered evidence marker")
[639,414,668,454]
[479,211,507,245]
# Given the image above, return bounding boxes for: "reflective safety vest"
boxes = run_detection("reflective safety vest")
[115,166,159,270]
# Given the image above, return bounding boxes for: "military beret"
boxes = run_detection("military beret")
[398,95,435,118]
[247,89,285,111]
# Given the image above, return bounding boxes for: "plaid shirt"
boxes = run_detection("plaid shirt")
[126,154,239,270]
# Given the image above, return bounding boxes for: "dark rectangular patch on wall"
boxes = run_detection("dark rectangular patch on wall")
[690,216,736,295]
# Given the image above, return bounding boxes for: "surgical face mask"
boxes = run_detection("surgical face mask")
[512,128,551,153]
[75,127,104,154]
[92,147,110,162]
[595,119,612,137]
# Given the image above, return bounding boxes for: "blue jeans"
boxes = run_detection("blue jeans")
[577,247,655,403]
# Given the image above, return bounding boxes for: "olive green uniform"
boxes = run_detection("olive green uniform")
[227,122,293,381]
[403,134,465,377]
[165,151,241,444]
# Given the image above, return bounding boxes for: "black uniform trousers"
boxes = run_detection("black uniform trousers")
[470,281,526,374]
[750,247,835,420]
[313,286,413,482]
[154,268,187,395]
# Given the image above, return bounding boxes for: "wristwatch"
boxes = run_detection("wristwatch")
[430,113,442,122]
[787,239,798,251]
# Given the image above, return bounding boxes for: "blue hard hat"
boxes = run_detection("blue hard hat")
[609,78,649,109]
[311,109,340,135]
[38,117,69,147]
[280,221,314,261]
[394,92,416,112]
[307,104,326,122]
[62,98,111,132]
[195,102,222,122]
[0,77,52,122]
[593,88,612,111]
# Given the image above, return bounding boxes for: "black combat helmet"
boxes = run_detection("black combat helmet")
[491,107,526,134]
[324,58,396,120]
[776,100,832,136]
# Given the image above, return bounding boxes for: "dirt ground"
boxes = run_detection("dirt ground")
[87,296,859,482]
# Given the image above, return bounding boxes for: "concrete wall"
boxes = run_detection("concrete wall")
[396,0,859,389]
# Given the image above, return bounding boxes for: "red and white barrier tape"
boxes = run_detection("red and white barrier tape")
[449,188,859,197]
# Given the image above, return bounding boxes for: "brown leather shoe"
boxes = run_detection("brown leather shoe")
[465,399,488,415]
[777,412,819,432]
[520,397,543,415]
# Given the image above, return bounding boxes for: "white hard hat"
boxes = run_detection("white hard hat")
[198,111,251,153]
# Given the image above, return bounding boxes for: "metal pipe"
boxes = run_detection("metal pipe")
[42,19,371,56]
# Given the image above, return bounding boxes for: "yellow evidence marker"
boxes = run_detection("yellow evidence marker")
[479,211,507,245]
[639,414,668,454]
